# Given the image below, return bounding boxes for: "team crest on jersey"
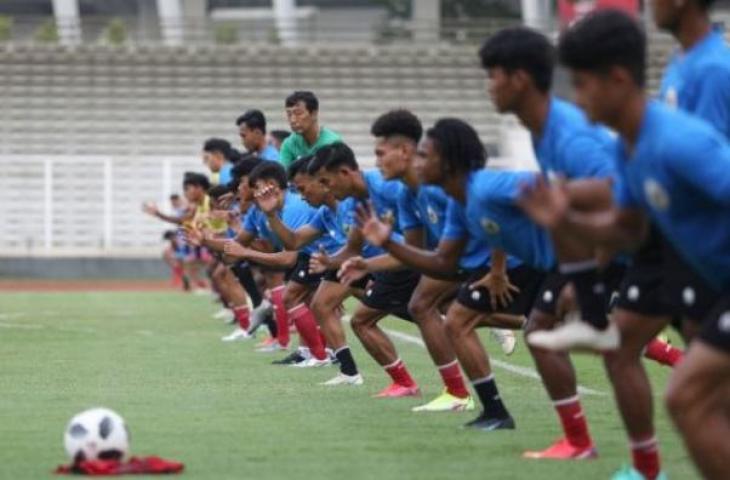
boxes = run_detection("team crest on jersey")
[480,217,500,235]
[664,88,678,109]
[381,209,395,225]
[427,206,439,224]
[643,178,670,211]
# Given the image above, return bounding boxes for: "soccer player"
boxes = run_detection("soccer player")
[236,109,280,162]
[202,138,236,187]
[520,10,730,479]
[338,109,475,406]
[357,118,552,430]
[305,142,421,387]
[278,91,342,169]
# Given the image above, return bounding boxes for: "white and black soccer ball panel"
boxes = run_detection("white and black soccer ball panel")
[64,407,129,462]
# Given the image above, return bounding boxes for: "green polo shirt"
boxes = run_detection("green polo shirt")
[278,127,342,169]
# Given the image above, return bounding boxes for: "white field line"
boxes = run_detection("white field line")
[343,316,605,397]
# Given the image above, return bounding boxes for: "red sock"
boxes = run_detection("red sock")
[644,338,683,367]
[233,305,250,331]
[289,304,326,360]
[318,330,328,349]
[269,286,289,347]
[630,435,660,479]
[554,396,593,449]
[438,360,469,398]
[171,265,184,287]
[384,359,416,387]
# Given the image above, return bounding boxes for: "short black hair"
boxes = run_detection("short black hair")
[307,142,359,175]
[248,161,288,190]
[183,172,211,190]
[208,184,232,199]
[236,109,267,133]
[426,118,487,175]
[558,9,646,87]
[370,109,423,144]
[270,130,291,143]
[169,193,180,201]
[479,27,555,93]
[203,138,232,156]
[288,154,314,181]
[163,230,177,241]
[285,91,319,112]
[230,153,262,189]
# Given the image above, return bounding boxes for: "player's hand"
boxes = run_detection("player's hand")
[142,202,159,217]
[356,201,392,247]
[309,245,330,274]
[223,241,249,259]
[184,225,203,246]
[470,271,520,310]
[217,192,235,209]
[518,175,571,230]
[254,183,282,216]
[338,256,369,285]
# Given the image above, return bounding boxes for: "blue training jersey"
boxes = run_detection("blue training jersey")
[612,101,730,290]
[532,97,617,181]
[260,144,280,162]
[397,184,449,249]
[444,170,555,271]
[660,28,730,139]
[362,169,403,234]
[242,191,318,253]
[219,163,234,187]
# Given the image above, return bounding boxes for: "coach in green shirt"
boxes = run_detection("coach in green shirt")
[279,91,342,169]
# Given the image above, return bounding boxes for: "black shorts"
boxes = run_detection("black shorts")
[456,265,544,316]
[322,269,372,290]
[287,252,324,287]
[360,270,421,321]
[699,294,730,353]
[660,239,720,322]
[532,262,626,316]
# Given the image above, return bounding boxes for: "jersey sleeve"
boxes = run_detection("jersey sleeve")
[278,137,296,169]
[442,199,468,240]
[241,208,259,235]
[307,206,327,233]
[668,131,730,206]
[691,65,730,138]
[562,134,617,180]
[397,189,422,233]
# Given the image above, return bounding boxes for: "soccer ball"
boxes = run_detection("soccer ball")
[63,408,130,462]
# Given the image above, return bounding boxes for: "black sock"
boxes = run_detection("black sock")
[472,375,509,419]
[335,347,358,376]
[264,314,277,337]
[230,262,263,308]
[561,263,609,330]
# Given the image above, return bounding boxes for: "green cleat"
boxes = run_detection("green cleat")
[412,390,475,412]
[611,465,667,480]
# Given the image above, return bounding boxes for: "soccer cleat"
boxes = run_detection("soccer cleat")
[411,390,475,412]
[291,357,331,368]
[522,438,598,460]
[255,342,288,353]
[271,351,306,365]
[490,328,517,355]
[527,321,620,352]
[610,465,667,480]
[373,383,421,398]
[221,327,251,342]
[212,308,235,323]
[463,414,516,431]
[248,300,273,335]
[320,373,364,386]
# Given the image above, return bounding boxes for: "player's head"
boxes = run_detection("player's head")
[169,193,183,209]
[207,184,231,209]
[248,161,288,197]
[420,118,486,185]
[479,27,554,112]
[269,130,291,150]
[652,0,715,32]
[289,155,327,207]
[202,138,233,173]
[558,9,646,125]
[231,153,262,203]
[236,109,267,152]
[162,230,178,247]
[370,109,423,180]
[307,142,359,200]
[285,91,319,135]
[182,172,210,202]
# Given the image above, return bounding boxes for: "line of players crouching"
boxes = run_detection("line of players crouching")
[155,10,730,480]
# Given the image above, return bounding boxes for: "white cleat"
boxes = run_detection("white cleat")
[490,328,517,355]
[213,308,235,324]
[221,327,252,342]
[291,357,331,368]
[320,373,364,386]
[527,321,620,352]
[255,342,288,353]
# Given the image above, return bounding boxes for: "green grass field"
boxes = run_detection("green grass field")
[0,291,699,480]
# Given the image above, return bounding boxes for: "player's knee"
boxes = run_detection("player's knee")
[444,311,466,340]
[407,294,430,322]
[664,378,694,422]
[524,310,553,336]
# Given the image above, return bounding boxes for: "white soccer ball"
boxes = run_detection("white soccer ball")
[63,408,130,462]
